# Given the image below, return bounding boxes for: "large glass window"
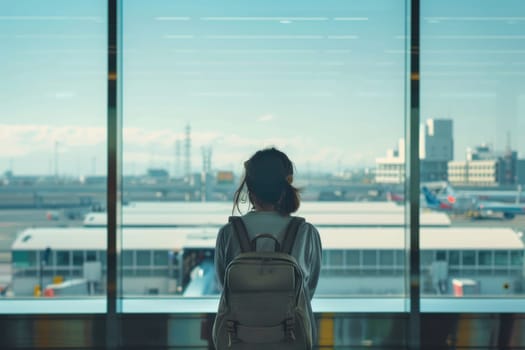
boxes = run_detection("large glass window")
[363,251,377,267]
[153,250,169,266]
[121,0,409,304]
[379,250,394,266]
[421,0,525,298]
[329,251,344,267]
[56,251,71,266]
[3,0,521,318]
[345,250,360,266]
[478,251,493,266]
[0,0,107,305]
[136,251,150,266]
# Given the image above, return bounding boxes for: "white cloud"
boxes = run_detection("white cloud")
[123,128,177,147]
[123,127,223,149]
[123,151,173,164]
[0,124,354,174]
[0,124,106,157]
[257,114,274,122]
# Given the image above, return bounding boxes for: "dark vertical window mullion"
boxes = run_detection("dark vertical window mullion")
[107,0,120,348]
[407,0,421,349]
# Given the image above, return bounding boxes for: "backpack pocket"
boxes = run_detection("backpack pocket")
[228,262,296,292]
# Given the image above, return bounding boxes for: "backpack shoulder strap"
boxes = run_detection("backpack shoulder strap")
[281,216,305,254]
[229,216,252,253]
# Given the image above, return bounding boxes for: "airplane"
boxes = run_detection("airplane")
[454,185,525,204]
[387,183,525,219]
[421,186,454,211]
[474,201,525,220]
[45,210,61,221]
[422,184,525,220]
[385,182,456,210]
[386,191,404,203]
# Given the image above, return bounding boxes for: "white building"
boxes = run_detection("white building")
[375,119,453,184]
[448,159,499,186]
[11,225,523,297]
[375,139,405,184]
[448,144,518,186]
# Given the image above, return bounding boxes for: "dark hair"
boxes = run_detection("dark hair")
[233,147,301,216]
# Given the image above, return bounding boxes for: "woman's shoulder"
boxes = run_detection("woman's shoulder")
[218,220,234,233]
[292,215,316,227]
[293,216,320,235]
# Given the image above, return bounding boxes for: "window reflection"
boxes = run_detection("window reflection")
[56,251,71,266]
[136,251,150,267]
[345,250,360,266]
[122,251,134,266]
[478,251,492,266]
[379,251,394,265]
[73,252,84,266]
[363,251,377,267]
[154,251,169,266]
[462,252,475,266]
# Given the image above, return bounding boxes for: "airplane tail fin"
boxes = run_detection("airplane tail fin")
[386,191,404,202]
[422,185,454,210]
[422,186,441,207]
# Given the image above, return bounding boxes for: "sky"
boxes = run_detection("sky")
[0,0,524,177]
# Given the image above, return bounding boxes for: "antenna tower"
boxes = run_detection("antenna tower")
[202,146,212,175]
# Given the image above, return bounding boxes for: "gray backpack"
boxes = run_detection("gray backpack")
[213,216,313,350]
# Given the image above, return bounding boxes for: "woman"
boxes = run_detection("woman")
[213,147,322,348]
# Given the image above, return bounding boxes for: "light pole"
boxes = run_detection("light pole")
[39,247,52,296]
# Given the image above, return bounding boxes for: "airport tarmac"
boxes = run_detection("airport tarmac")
[447,213,525,233]
[1,207,525,254]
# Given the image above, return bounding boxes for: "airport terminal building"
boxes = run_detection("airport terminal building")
[10,205,525,298]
